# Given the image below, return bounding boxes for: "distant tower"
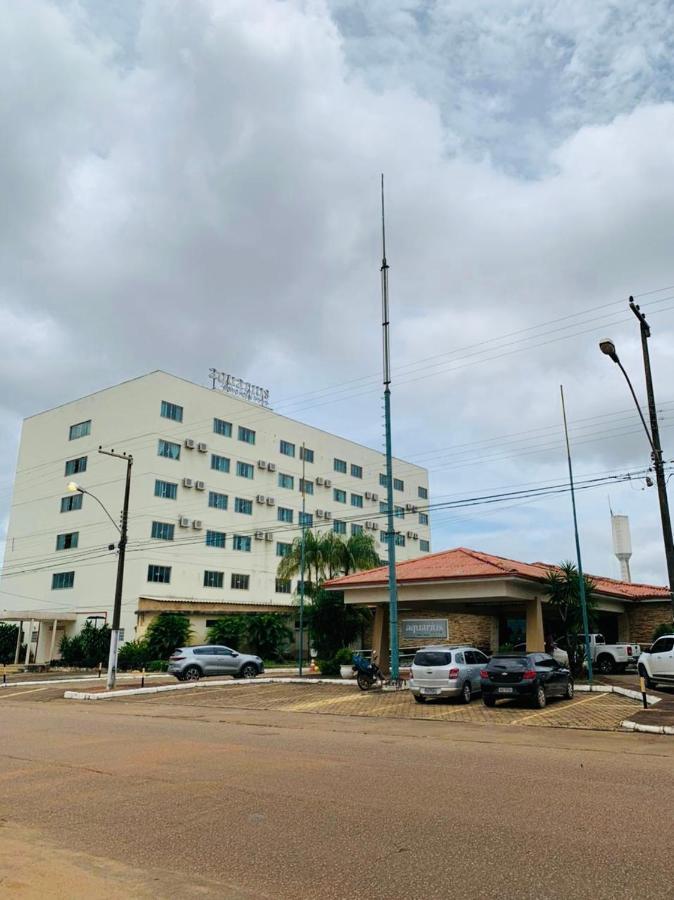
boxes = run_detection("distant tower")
[611,513,632,582]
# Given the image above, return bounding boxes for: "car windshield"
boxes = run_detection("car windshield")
[490,656,529,669]
[414,651,452,666]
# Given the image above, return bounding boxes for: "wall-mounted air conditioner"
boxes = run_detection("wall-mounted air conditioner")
[316,509,324,518]
[256,494,266,504]
[265,497,275,506]
[254,531,264,540]
[365,491,373,500]
[406,530,414,539]
[192,519,203,530]
[257,460,267,469]
[324,511,332,520]
[197,442,208,452]
[179,516,190,527]
[324,479,332,488]
[267,462,276,472]
[406,503,414,511]
[264,532,273,542]
[195,481,205,491]
[413,532,418,540]
[372,492,378,501]
[372,521,378,530]
[316,476,324,485]
[182,477,193,488]
[184,438,195,449]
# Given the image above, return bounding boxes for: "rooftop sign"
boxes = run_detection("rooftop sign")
[209,368,270,407]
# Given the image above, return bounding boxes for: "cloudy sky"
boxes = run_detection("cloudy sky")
[2,0,674,585]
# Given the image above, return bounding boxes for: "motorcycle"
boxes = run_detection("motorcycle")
[352,652,385,691]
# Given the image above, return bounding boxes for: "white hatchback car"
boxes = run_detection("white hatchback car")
[409,645,490,704]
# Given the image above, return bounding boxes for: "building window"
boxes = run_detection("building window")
[155,479,177,500]
[233,534,251,552]
[351,523,363,535]
[278,506,293,523]
[418,486,428,500]
[276,542,292,557]
[204,570,224,588]
[351,493,363,508]
[213,418,232,437]
[160,400,183,422]
[231,573,250,590]
[299,478,314,495]
[394,533,406,547]
[419,512,429,526]
[64,456,87,477]
[333,488,346,504]
[236,461,254,479]
[280,440,295,457]
[380,501,388,514]
[394,506,405,519]
[158,439,181,460]
[278,472,294,490]
[69,420,91,441]
[60,494,83,513]
[208,491,228,510]
[300,446,314,463]
[55,532,78,551]
[235,497,253,515]
[151,521,175,541]
[379,473,388,488]
[275,578,292,594]
[420,539,430,552]
[211,454,231,473]
[299,512,313,528]
[393,478,404,491]
[333,519,346,535]
[147,565,171,583]
[238,426,256,445]
[206,530,226,548]
[52,571,75,590]
[350,463,363,479]
[334,458,347,474]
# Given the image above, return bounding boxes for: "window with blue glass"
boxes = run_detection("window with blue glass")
[351,523,363,535]
[333,488,346,504]
[420,539,430,552]
[235,497,253,515]
[213,418,232,437]
[394,506,405,519]
[299,478,313,495]
[147,564,171,583]
[280,439,295,457]
[211,454,230,473]
[206,530,226,548]
[278,472,294,490]
[160,400,183,422]
[334,458,347,474]
[233,534,252,552]
[204,570,224,588]
[69,420,91,441]
[52,571,75,590]
[155,479,177,499]
[299,512,313,527]
[379,501,388,514]
[394,533,406,547]
[238,426,256,445]
[379,473,388,488]
[158,439,181,460]
[393,478,404,491]
[333,519,346,535]
[419,512,429,526]
[351,493,363,508]
[64,456,87,477]
[278,506,293,523]
[380,532,388,544]
[236,461,254,479]
[151,521,175,541]
[208,491,228,510]
[418,486,428,500]
[350,463,363,479]
[276,542,292,557]
[300,446,314,463]
[60,494,83,513]
[231,573,250,589]
[55,532,78,551]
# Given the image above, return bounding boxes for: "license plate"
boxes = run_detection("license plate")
[421,688,440,695]
[497,687,514,694]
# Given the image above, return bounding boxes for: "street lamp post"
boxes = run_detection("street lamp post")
[599,301,674,619]
[68,447,133,689]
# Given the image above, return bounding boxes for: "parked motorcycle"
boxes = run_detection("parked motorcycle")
[352,653,384,691]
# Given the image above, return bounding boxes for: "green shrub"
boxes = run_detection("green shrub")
[334,647,354,665]
[145,613,192,660]
[207,615,248,650]
[246,614,293,660]
[59,622,111,667]
[652,622,674,642]
[117,639,149,671]
[0,623,19,664]
[146,659,169,672]
[316,657,341,677]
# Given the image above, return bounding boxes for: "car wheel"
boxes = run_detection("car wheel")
[483,695,496,707]
[533,684,547,709]
[413,694,426,703]
[461,681,472,704]
[565,679,574,700]
[596,655,615,675]
[240,663,258,679]
[182,666,201,682]
[638,665,654,690]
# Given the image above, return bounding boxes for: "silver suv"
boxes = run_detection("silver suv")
[168,645,264,681]
[409,645,490,704]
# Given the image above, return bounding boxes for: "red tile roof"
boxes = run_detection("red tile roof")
[324,547,669,601]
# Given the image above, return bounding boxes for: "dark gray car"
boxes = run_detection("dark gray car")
[168,645,264,681]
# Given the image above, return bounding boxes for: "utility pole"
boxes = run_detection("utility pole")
[99,448,133,690]
[629,297,674,618]
[560,387,593,683]
[298,443,306,676]
[380,175,400,681]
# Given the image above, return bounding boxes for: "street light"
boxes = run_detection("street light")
[599,303,674,619]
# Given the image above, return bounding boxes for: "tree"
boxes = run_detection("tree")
[58,621,111,667]
[145,613,192,660]
[545,562,597,677]
[305,588,371,662]
[276,530,381,588]
[117,639,150,670]
[207,615,248,650]
[0,623,19,664]
[652,621,674,642]
[246,614,293,660]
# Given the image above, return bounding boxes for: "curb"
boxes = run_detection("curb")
[575,683,660,706]
[64,676,356,701]
[621,719,674,735]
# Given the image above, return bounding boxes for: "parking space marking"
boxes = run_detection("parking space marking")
[509,692,605,725]
[280,692,370,712]
[0,687,49,700]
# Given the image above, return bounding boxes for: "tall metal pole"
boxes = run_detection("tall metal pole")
[629,298,674,619]
[99,448,133,690]
[380,175,399,681]
[560,387,593,683]
[298,443,306,676]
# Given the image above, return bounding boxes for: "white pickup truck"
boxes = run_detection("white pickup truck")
[637,634,674,689]
[558,633,641,674]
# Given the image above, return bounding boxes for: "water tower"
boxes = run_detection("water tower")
[611,513,632,582]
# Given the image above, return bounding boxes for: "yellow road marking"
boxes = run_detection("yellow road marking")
[281,692,368,712]
[0,687,49,700]
[509,691,606,725]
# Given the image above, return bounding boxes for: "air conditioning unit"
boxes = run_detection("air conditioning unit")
[412,505,418,513]
[372,492,378,501]
[413,532,418,540]
[406,530,414,539]
[197,442,208,453]
[324,479,332,488]
[254,531,264,540]
[179,516,190,528]
[365,491,373,500]
[372,521,378,530]
[195,480,205,491]
[324,511,332,520]
[267,462,276,472]
[316,509,324,518]
[365,521,374,530]
[257,459,267,469]
[256,494,266,504]
[265,496,275,506]
[182,477,193,488]
[184,438,195,449]
[264,532,273,542]
[406,503,414,511]
[192,519,203,530]
[316,476,324,485]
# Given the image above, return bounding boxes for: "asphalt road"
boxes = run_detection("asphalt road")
[0,696,673,899]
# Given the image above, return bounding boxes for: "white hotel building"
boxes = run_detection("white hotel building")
[1,371,430,663]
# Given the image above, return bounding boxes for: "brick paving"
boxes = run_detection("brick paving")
[118,682,639,731]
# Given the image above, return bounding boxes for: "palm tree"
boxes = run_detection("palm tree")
[342,531,381,575]
[276,529,380,589]
[545,562,597,677]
